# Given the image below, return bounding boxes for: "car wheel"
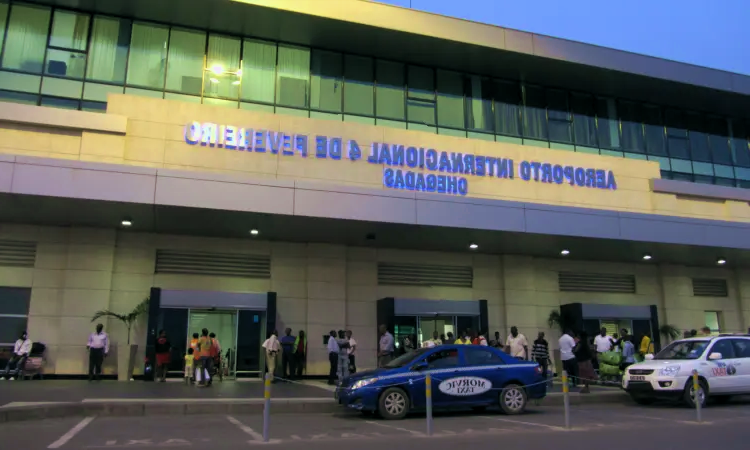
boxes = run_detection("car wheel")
[683,378,708,409]
[378,387,410,420]
[629,394,655,405]
[499,384,527,415]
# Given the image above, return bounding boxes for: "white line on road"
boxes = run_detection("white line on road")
[479,416,565,430]
[573,408,695,424]
[48,416,96,448]
[226,415,264,441]
[365,421,426,436]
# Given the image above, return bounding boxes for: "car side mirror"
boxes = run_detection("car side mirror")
[708,352,722,360]
[645,354,655,360]
[411,362,428,371]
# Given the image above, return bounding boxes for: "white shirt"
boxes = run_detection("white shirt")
[262,335,280,353]
[348,337,357,356]
[559,334,576,361]
[479,337,488,346]
[594,335,614,353]
[506,334,528,358]
[327,336,339,353]
[14,338,32,355]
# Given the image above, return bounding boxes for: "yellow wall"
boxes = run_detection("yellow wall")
[0,94,749,223]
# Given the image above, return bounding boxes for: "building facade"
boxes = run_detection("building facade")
[0,0,749,377]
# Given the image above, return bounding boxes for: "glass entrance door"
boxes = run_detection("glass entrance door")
[188,309,238,379]
[417,316,457,347]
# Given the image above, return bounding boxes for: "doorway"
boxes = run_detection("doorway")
[187,309,238,379]
[418,316,456,345]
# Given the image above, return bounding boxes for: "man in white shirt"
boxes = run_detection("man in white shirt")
[378,325,394,368]
[594,328,614,358]
[87,323,109,382]
[262,330,281,382]
[346,330,357,373]
[505,326,529,360]
[327,330,340,385]
[1,331,31,380]
[559,330,578,385]
[422,331,442,348]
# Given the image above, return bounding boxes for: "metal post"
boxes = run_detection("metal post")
[263,372,271,442]
[425,374,433,436]
[692,370,702,423]
[562,370,570,429]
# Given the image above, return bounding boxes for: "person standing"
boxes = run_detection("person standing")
[532,331,550,382]
[559,329,578,386]
[574,332,597,394]
[154,330,171,382]
[1,331,31,380]
[443,332,455,345]
[327,330,339,385]
[505,326,529,360]
[346,330,357,374]
[87,323,109,381]
[492,331,502,348]
[184,348,195,385]
[208,332,222,382]
[262,330,280,383]
[279,328,296,380]
[639,331,654,358]
[593,327,614,368]
[377,325,394,367]
[620,335,636,371]
[423,330,442,348]
[195,328,215,387]
[336,330,350,383]
[293,330,307,379]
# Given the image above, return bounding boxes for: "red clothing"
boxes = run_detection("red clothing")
[296,339,305,353]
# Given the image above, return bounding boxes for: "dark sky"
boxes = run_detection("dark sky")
[378,0,748,75]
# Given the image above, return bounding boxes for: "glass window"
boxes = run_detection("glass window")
[424,349,459,369]
[731,339,750,358]
[731,120,750,167]
[41,96,79,109]
[165,28,205,96]
[0,287,31,315]
[0,89,37,105]
[436,70,464,129]
[494,80,521,137]
[715,177,735,187]
[310,50,342,112]
[665,109,690,159]
[465,348,506,366]
[204,34,240,100]
[596,98,620,149]
[275,45,309,108]
[618,101,645,153]
[45,48,85,78]
[49,10,89,51]
[407,65,435,126]
[86,16,130,84]
[523,85,547,140]
[708,340,734,359]
[685,112,711,162]
[570,93,596,147]
[343,54,373,116]
[241,39,276,104]
[705,311,720,333]
[0,2,8,53]
[126,22,169,89]
[0,317,28,345]
[465,75,493,133]
[81,100,106,113]
[547,89,571,143]
[643,105,666,156]
[2,3,51,73]
[706,116,732,165]
[375,60,404,120]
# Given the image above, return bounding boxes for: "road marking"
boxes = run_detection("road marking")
[573,408,696,424]
[48,416,96,448]
[479,416,565,430]
[226,416,263,441]
[365,421,425,436]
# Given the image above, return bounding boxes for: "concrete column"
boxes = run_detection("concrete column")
[736,268,750,334]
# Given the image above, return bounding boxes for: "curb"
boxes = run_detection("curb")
[0,392,630,423]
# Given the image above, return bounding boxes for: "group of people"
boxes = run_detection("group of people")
[185,329,223,386]
[262,328,308,382]
[327,329,357,385]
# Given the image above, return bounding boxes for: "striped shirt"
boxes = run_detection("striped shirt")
[531,339,549,362]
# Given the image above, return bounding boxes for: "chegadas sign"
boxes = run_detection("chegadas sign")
[438,376,492,396]
[184,121,618,196]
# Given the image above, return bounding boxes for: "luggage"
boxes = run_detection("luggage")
[598,351,622,366]
[599,362,621,376]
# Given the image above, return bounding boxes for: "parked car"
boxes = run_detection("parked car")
[623,334,750,407]
[335,345,546,420]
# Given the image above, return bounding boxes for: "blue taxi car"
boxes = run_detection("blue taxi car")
[335,345,546,420]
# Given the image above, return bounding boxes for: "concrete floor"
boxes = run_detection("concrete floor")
[3,398,750,449]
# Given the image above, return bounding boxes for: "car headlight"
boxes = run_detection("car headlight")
[351,378,378,390]
[659,365,680,377]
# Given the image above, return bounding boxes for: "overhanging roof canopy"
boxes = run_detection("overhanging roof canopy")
[24,0,750,118]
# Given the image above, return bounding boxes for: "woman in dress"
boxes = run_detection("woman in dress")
[574,331,597,394]
[154,330,171,382]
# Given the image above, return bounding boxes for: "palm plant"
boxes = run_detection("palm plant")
[659,324,680,342]
[91,297,150,345]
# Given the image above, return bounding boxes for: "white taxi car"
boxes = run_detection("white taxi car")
[622,334,750,407]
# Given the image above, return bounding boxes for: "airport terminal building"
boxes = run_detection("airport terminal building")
[0,0,749,377]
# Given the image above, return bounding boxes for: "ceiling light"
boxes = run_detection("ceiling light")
[469,243,478,250]
[717,258,727,265]
[250,229,259,236]
[210,64,224,75]
[642,254,652,261]
[560,249,570,256]
[121,219,132,227]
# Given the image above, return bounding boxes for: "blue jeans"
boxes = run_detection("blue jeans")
[3,355,27,377]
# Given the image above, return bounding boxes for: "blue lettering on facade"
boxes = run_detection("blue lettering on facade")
[184,121,619,196]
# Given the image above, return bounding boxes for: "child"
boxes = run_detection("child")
[184,348,195,385]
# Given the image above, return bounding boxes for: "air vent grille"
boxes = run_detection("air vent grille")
[692,278,728,297]
[155,250,271,278]
[377,262,473,288]
[558,272,636,293]
[0,240,37,268]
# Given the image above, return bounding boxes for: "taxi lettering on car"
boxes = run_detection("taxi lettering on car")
[334,345,546,420]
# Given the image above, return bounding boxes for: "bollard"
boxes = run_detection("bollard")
[562,370,570,429]
[263,372,271,442]
[692,370,702,423]
[425,374,433,436]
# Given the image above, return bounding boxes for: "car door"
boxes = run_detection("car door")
[423,348,462,406]
[705,339,737,394]
[729,339,750,394]
[461,347,507,404]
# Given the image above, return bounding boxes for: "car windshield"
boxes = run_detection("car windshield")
[384,348,431,369]
[654,340,710,360]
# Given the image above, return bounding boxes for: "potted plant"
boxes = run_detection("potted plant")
[91,297,149,381]
[658,324,681,351]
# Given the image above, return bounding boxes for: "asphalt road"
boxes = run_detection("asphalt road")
[4,400,750,449]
